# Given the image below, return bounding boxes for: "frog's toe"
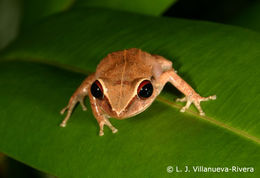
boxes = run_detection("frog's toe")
[99,130,104,136]
[60,122,67,127]
[176,96,187,102]
[196,95,216,115]
[60,106,68,115]
[179,98,192,113]
[107,125,118,134]
[199,95,217,102]
[180,106,188,113]
[200,112,205,116]
[112,127,118,134]
[79,99,87,111]
[180,107,185,112]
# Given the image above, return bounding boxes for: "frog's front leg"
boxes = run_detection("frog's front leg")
[60,74,95,127]
[158,69,216,116]
[89,97,118,136]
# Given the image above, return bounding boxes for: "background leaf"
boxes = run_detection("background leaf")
[0,7,259,178]
[21,0,74,28]
[22,0,178,29]
[73,0,177,16]
[0,0,22,50]
[164,0,260,32]
[229,0,260,31]
[0,0,177,50]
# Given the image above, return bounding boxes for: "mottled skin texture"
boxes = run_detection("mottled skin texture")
[60,48,216,136]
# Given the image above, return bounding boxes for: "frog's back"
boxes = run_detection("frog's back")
[96,48,153,81]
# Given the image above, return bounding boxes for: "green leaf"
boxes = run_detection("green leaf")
[0,8,260,177]
[0,0,74,50]
[21,0,74,27]
[17,0,177,29]
[73,0,177,16]
[0,0,22,49]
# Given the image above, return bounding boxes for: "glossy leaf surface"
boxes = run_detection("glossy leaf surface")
[0,8,259,178]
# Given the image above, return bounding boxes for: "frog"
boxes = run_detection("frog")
[60,48,216,136]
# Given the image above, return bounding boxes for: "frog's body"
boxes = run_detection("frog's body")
[60,48,216,136]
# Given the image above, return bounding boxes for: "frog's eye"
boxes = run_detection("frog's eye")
[137,80,153,99]
[91,80,104,99]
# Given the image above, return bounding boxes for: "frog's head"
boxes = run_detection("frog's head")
[90,78,155,118]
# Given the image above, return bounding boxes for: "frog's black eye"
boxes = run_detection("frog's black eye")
[137,80,153,99]
[91,80,104,99]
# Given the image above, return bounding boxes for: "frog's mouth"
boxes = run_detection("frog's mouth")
[96,94,136,119]
[110,95,139,117]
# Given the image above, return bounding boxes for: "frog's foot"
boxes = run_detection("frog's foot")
[60,96,87,127]
[98,118,118,136]
[176,94,216,116]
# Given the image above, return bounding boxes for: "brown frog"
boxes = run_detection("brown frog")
[60,48,216,136]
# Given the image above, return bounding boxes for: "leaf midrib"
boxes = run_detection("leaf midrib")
[157,97,260,145]
[2,58,260,145]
